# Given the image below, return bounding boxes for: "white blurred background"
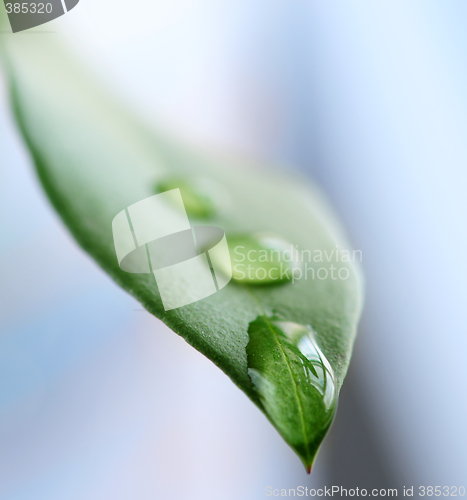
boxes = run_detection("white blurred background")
[1,0,467,498]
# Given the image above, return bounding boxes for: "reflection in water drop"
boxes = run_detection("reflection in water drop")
[276,320,336,410]
[223,234,301,285]
[155,177,217,219]
[246,315,337,471]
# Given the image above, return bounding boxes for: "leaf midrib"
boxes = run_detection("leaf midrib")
[247,289,311,467]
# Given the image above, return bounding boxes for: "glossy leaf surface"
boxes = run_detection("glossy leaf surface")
[0,26,363,470]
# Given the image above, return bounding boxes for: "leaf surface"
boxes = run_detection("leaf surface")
[0,30,364,470]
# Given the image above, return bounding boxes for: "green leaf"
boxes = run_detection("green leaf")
[0,33,364,470]
[247,316,339,472]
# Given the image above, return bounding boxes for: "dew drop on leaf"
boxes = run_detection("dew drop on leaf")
[247,315,337,471]
[223,234,301,285]
[155,176,217,219]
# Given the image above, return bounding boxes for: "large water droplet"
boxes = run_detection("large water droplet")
[225,234,300,285]
[246,315,337,471]
[155,177,217,219]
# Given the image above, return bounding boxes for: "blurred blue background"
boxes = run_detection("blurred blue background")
[1,0,466,498]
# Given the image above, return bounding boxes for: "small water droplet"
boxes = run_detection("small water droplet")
[225,233,301,285]
[273,320,337,411]
[246,315,337,470]
[155,177,217,219]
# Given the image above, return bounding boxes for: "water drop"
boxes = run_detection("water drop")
[155,177,217,219]
[224,233,300,285]
[246,315,337,471]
